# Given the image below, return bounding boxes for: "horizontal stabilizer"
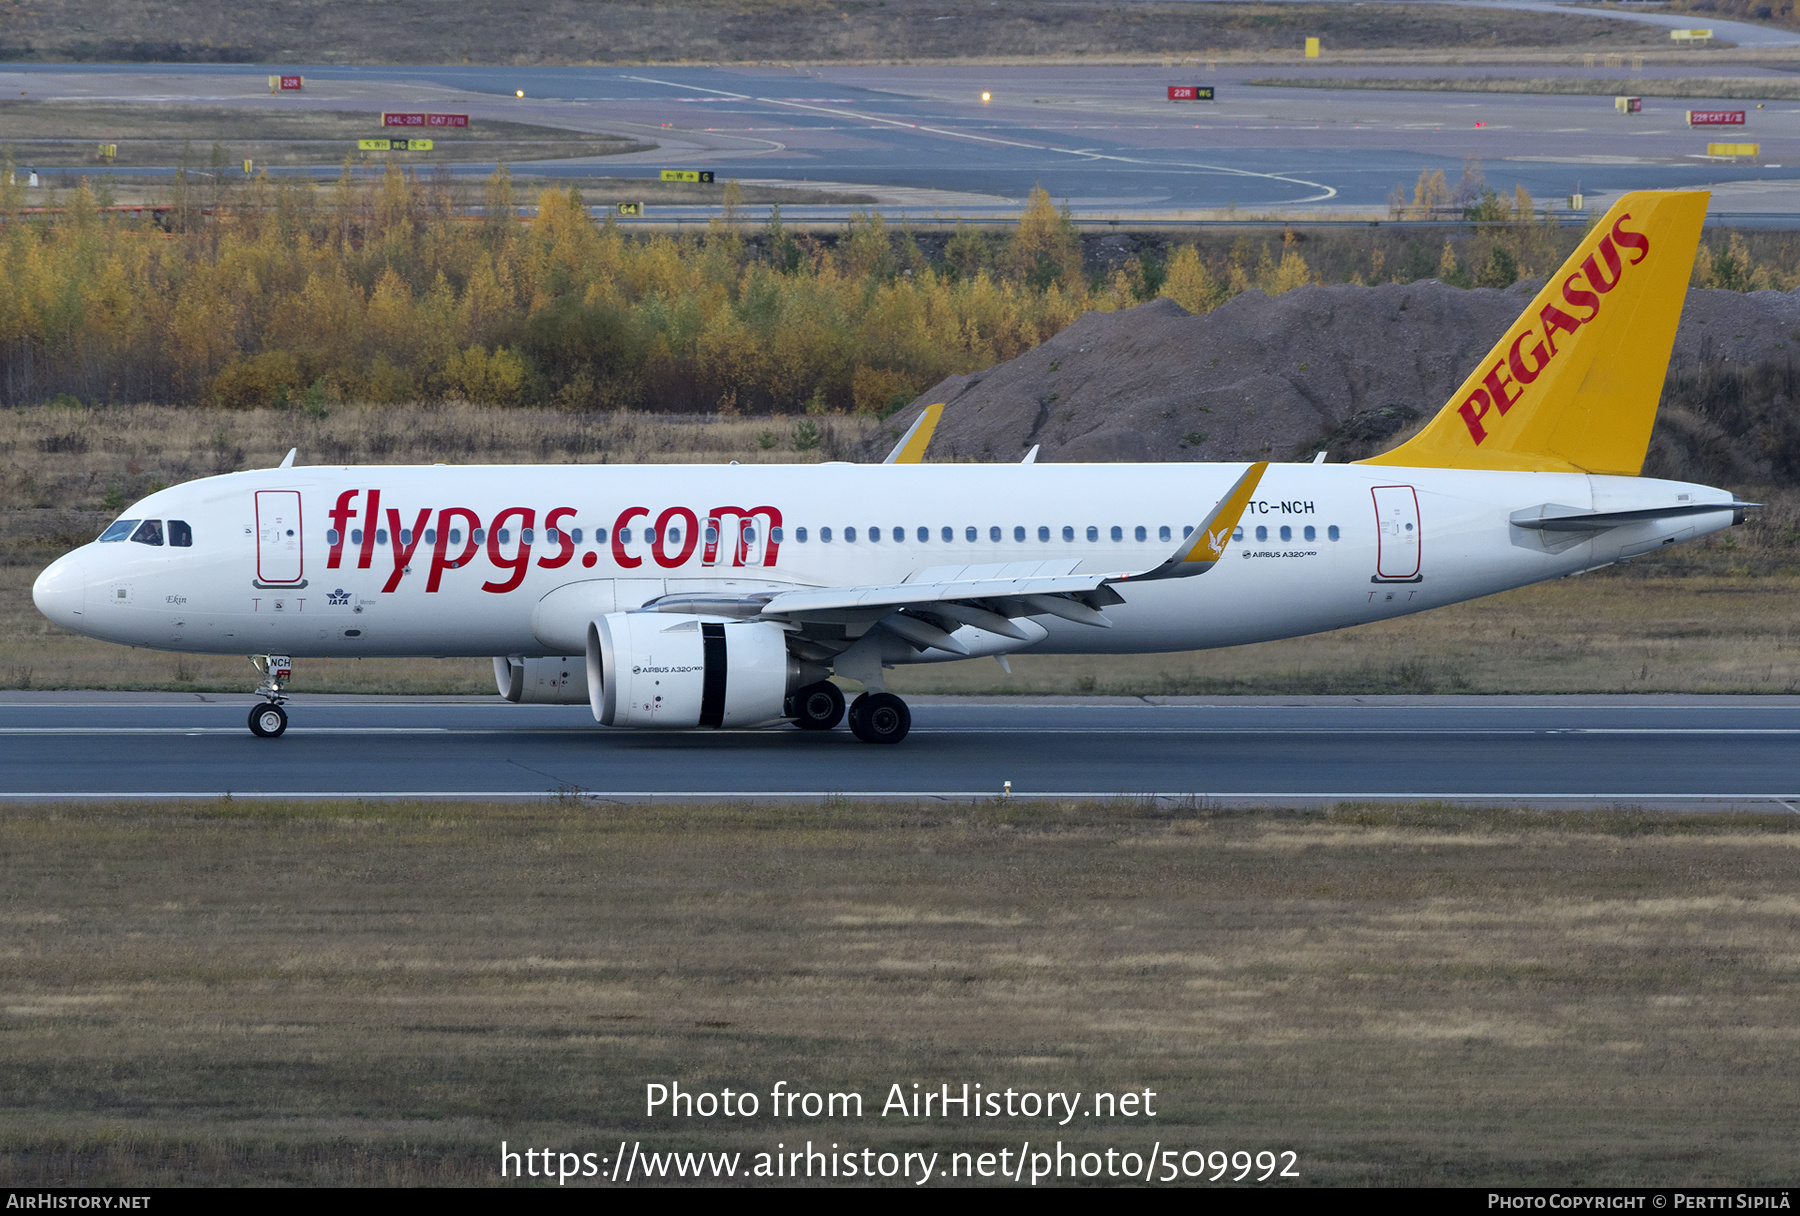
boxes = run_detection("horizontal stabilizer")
[1510,500,1748,532]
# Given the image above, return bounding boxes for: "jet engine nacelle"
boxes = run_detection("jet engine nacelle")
[587,611,811,728]
[493,655,590,704]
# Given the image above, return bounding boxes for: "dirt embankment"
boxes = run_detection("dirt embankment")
[890,282,1800,482]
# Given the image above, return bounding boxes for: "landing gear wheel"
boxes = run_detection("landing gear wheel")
[791,681,846,731]
[249,702,288,738]
[848,692,910,744]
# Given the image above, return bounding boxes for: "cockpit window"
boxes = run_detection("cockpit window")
[168,519,192,547]
[98,519,139,543]
[129,519,164,546]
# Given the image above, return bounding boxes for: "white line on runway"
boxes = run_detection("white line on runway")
[622,74,1340,203]
[1,791,1797,803]
[2,726,1797,736]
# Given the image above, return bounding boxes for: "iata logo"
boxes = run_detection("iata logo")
[326,587,351,606]
[1458,213,1650,445]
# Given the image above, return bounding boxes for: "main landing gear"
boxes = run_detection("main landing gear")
[248,654,291,739]
[790,682,911,743]
[791,680,846,731]
[848,692,910,745]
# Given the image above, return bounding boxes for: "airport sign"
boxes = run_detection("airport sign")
[1670,28,1713,41]
[268,75,302,91]
[382,113,469,128]
[1688,111,1746,126]
[661,170,715,183]
[358,139,434,151]
[1167,86,1215,101]
[1707,142,1760,159]
[617,202,643,216]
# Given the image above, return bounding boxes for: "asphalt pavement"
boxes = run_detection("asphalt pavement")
[3,694,1797,806]
[8,59,1800,214]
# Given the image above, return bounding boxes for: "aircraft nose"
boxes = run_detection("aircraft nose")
[33,552,86,628]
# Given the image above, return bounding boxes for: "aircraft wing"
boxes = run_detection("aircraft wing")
[641,463,1269,657]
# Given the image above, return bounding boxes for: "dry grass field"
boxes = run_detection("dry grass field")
[2,797,1796,1186]
[0,103,650,169]
[0,1,1671,67]
[1,404,1795,697]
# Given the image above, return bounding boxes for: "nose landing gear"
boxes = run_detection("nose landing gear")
[248,654,292,739]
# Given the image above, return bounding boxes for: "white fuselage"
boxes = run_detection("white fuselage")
[32,460,1737,660]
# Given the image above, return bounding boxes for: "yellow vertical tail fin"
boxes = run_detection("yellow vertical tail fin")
[1361,190,1708,475]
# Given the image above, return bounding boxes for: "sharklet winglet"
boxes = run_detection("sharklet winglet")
[1125,461,1268,582]
[882,403,944,464]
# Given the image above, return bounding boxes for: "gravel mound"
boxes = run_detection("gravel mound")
[885,282,1800,467]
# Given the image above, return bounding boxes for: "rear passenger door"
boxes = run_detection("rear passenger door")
[1371,485,1422,582]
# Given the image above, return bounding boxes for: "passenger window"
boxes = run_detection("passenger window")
[326,528,340,547]
[130,519,164,546]
[737,528,748,544]
[1280,525,1292,542]
[1038,526,1050,542]
[919,526,930,543]
[1110,526,1123,542]
[1255,525,1268,542]
[1182,525,1193,537]
[867,526,879,543]
[1062,525,1074,542]
[845,526,857,542]
[1304,525,1316,541]
[593,528,606,544]
[498,528,511,545]
[449,528,462,545]
[617,528,630,544]
[424,528,437,545]
[378,529,390,545]
[1232,527,1243,541]
[169,519,192,548]
[523,528,536,545]
[1134,526,1147,542]
[1159,526,1172,542]
[476,528,488,544]
[1328,525,1340,541]
[669,527,683,545]
[350,528,362,546]
[1013,526,1026,542]
[890,527,902,542]
[821,527,832,542]
[964,526,975,542]
[796,527,808,543]
[648,529,662,545]
[704,524,719,544]
[989,526,1001,542]
[98,519,139,543]
[771,526,784,543]
[1086,525,1098,542]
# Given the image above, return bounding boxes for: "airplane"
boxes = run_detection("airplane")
[31,190,1748,744]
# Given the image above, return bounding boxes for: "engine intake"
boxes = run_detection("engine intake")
[587,611,814,728]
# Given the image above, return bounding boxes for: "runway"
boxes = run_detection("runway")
[3,694,1797,806]
[9,59,1800,214]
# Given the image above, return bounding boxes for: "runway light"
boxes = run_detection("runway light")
[981,91,991,102]
[515,89,525,98]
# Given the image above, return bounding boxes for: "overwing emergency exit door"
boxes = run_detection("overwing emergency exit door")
[255,490,304,585]
[1371,485,1421,581]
